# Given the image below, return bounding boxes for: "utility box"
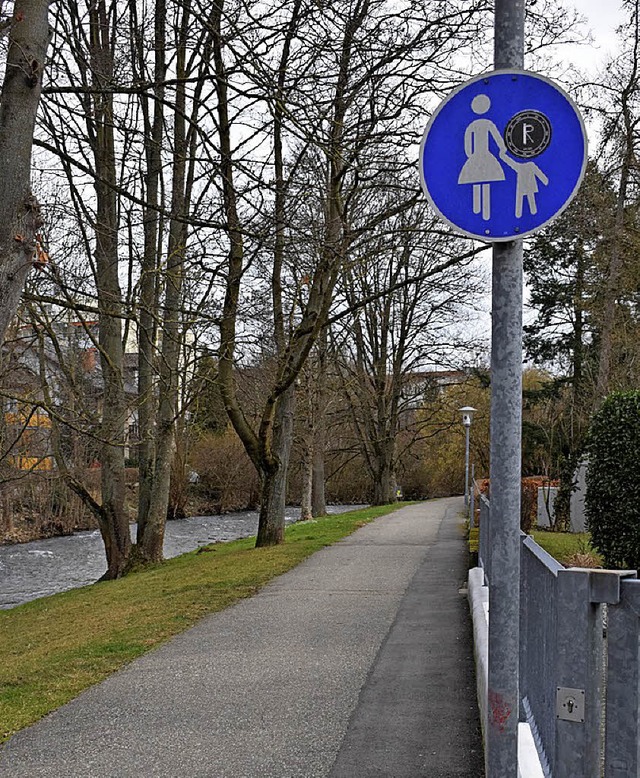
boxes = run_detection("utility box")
[537,486,557,528]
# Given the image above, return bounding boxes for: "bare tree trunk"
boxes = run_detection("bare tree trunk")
[300,446,313,521]
[256,385,295,545]
[140,220,185,560]
[595,6,639,405]
[0,355,10,533]
[595,163,629,404]
[136,0,165,530]
[311,327,327,517]
[213,1,260,465]
[90,0,129,578]
[298,368,314,522]
[257,0,304,542]
[373,456,397,505]
[138,3,189,562]
[311,443,326,516]
[0,1,51,348]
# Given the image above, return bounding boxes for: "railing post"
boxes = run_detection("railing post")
[479,495,490,580]
[518,533,527,724]
[554,569,603,777]
[470,464,475,528]
[605,578,640,777]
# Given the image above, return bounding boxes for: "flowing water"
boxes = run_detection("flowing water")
[0,505,364,609]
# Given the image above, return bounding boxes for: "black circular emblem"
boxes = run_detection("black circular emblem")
[504,111,552,158]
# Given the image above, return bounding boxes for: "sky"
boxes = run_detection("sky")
[453,2,629,364]
[574,1,624,71]
[431,2,629,366]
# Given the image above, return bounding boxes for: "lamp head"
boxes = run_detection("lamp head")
[459,406,477,427]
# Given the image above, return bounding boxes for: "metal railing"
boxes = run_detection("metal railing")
[605,577,640,775]
[476,494,638,777]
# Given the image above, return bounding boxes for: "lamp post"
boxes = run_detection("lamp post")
[459,406,476,507]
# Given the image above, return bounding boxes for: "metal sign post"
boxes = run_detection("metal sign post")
[488,4,524,775]
[487,240,523,775]
[418,2,587,773]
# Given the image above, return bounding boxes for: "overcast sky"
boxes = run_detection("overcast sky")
[461,3,628,357]
[574,0,624,70]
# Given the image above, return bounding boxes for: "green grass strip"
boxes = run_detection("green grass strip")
[531,529,602,567]
[468,526,479,553]
[0,503,410,743]
[467,523,602,568]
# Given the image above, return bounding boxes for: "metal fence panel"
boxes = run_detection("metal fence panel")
[476,495,640,777]
[605,579,640,777]
[554,570,604,778]
[519,536,562,774]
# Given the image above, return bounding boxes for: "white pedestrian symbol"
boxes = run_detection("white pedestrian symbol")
[457,94,549,220]
[500,156,549,218]
[457,95,506,220]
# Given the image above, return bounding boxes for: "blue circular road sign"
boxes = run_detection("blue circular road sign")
[419,70,588,242]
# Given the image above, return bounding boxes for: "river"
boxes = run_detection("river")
[0,505,364,610]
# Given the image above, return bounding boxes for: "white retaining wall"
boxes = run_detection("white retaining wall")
[468,567,545,778]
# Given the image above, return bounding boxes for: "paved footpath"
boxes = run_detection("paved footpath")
[0,497,484,777]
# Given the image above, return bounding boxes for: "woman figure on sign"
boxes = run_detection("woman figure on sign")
[458,94,507,221]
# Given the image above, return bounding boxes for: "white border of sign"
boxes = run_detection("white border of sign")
[419,69,588,243]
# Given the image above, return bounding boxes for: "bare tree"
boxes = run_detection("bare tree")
[0,1,51,347]
[593,0,640,403]
[1,0,586,568]
[332,194,481,504]
[211,0,489,545]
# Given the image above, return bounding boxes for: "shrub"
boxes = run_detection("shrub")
[474,476,558,533]
[586,391,640,570]
[189,428,260,512]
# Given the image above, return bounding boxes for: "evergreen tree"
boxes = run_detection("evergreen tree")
[524,163,615,523]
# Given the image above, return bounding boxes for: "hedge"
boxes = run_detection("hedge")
[586,391,640,570]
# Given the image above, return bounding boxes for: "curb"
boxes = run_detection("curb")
[468,567,545,778]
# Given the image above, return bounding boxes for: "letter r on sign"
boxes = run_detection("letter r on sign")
[522,123,534,145]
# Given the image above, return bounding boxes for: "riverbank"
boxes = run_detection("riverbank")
[0,468,252,546]
[0,505,367,609]
[0,513,94,546]
[0,503,407,743]
[0,491,367,548]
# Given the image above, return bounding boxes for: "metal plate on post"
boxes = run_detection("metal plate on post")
[556,687,585,722]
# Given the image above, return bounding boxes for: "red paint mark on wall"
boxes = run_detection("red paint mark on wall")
[488,690,512,732]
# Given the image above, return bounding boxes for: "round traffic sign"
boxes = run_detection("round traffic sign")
[419,70,588,242]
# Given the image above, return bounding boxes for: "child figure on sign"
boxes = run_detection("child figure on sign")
[500,153,549,219]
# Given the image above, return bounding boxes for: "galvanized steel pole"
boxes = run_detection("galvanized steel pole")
[465,424,470,507]
[488,1,525,776]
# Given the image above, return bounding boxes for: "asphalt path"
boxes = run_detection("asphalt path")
[0,497,483,777]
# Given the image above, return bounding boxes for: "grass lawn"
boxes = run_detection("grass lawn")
[467,523,602,568]
[468,526,479,553]
[530,529,603,567]
[0,503,409,743]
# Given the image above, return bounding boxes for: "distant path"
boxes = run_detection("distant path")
[0,497,483,777]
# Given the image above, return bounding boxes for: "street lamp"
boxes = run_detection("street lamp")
[459,406,476,507]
